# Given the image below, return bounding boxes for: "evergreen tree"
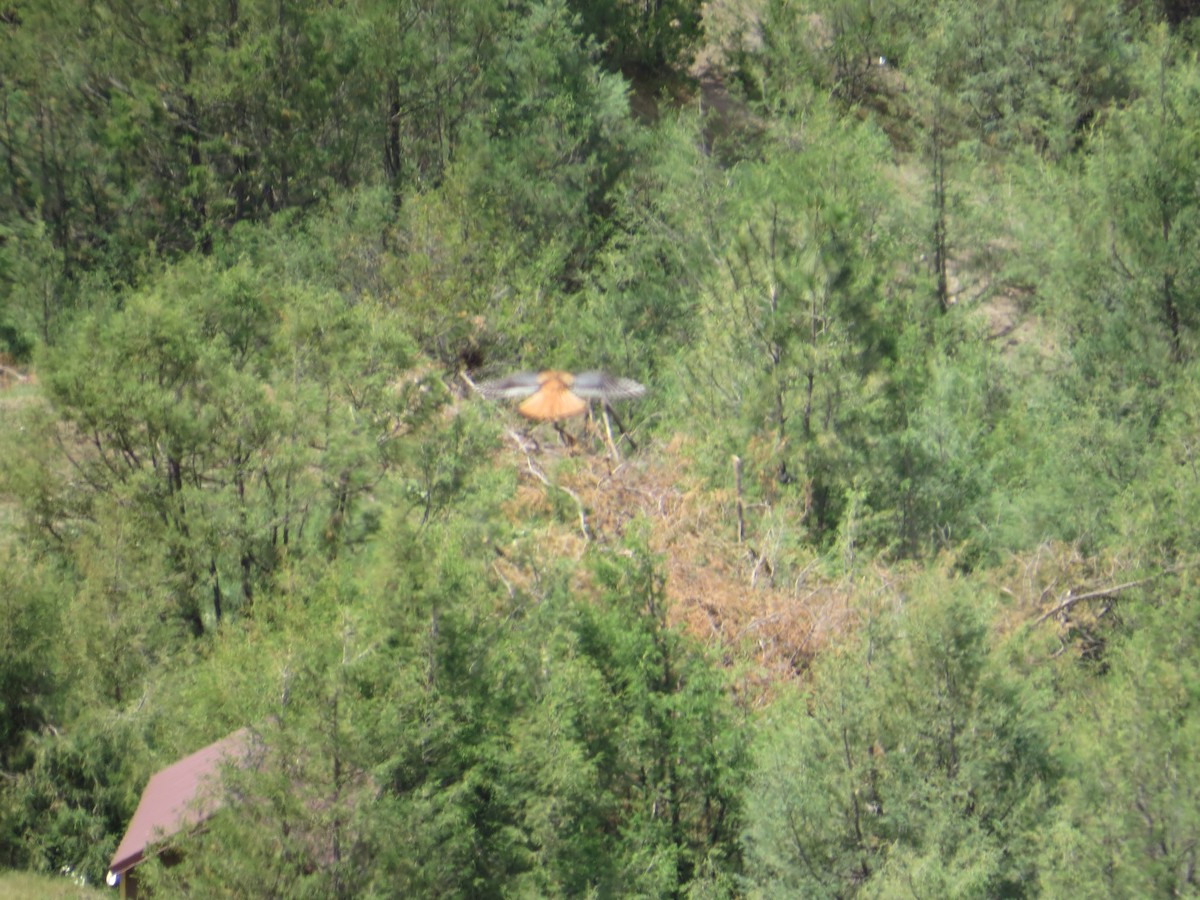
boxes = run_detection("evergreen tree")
[745,576,1059,897]
[678,100,906,549]
[143,531,747,896]
[1040,587,1200,896]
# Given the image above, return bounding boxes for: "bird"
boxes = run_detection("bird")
[472,370,645,421]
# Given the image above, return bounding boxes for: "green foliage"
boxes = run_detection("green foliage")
[12,252,421,638]
[737,0,923,114]
[1113,366,1200,560]
[461,0,633,262]
[912,0,1134,156]
[987,38,1200,557]
[678,101,908,551]
[870,322,1006,560]
[135,527,746,897]
[5,1,1200,896]
[373,0,500,191]
[0,554,66,767]
[0,0,638,315]
[742,0,1135,158]
[566,0,704,73]
[0,0,388,278]
[745,576,1059,897]
[1084,27,1200,363]
[520,113,718,380]
[0,715,147,886]
[0,217,71,347]
[580,538,747,895]
[1040,585,1200,896]
[353,1,644,369]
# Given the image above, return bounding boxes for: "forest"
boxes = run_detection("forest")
[2,0,1200,895]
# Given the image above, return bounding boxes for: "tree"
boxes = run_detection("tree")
[375,0,642,369]
[460,0,633,263]
[0,554,65,769]
[374,0,499,192]
[1087,27,1200,363]
[140,527,747,897]
[745,575,1059,897]
[566,0,704,74]
[0,714,147,885]
[19,253,417,635]
[1039,586,1200,896]
[677,102,905,547]
[738,0,923,113]
[557,113,717,380]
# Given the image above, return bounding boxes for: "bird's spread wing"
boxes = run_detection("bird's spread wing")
[473,372,543,399]
[570,371,646,400]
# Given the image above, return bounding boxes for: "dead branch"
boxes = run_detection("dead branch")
[0,364,29,384]
[507,428,590,541]
[732,454,745,543]
[1034,574,1160,626]
[459,370,480,395]
[600,403,620,462]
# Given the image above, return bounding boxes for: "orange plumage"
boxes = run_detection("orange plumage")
[474,369,645,421]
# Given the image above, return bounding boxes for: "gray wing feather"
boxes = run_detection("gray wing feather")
[473,372,543,399]
[571,371,646,400]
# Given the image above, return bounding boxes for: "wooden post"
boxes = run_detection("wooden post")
[733,454,745,543]
[601,403,620,461]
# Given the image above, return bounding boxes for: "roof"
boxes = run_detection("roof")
[108,729,253,877]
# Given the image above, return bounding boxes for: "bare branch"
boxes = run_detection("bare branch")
[506,429,590,541]
[1034,574,1162,625]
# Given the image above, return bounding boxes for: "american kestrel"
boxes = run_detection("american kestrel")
[473,370,645,421]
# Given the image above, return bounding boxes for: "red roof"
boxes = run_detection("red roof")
[108,729,253,877]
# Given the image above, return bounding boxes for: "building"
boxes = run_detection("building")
[106,730,253,898]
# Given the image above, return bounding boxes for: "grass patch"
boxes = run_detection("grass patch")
[0,870,106,898]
